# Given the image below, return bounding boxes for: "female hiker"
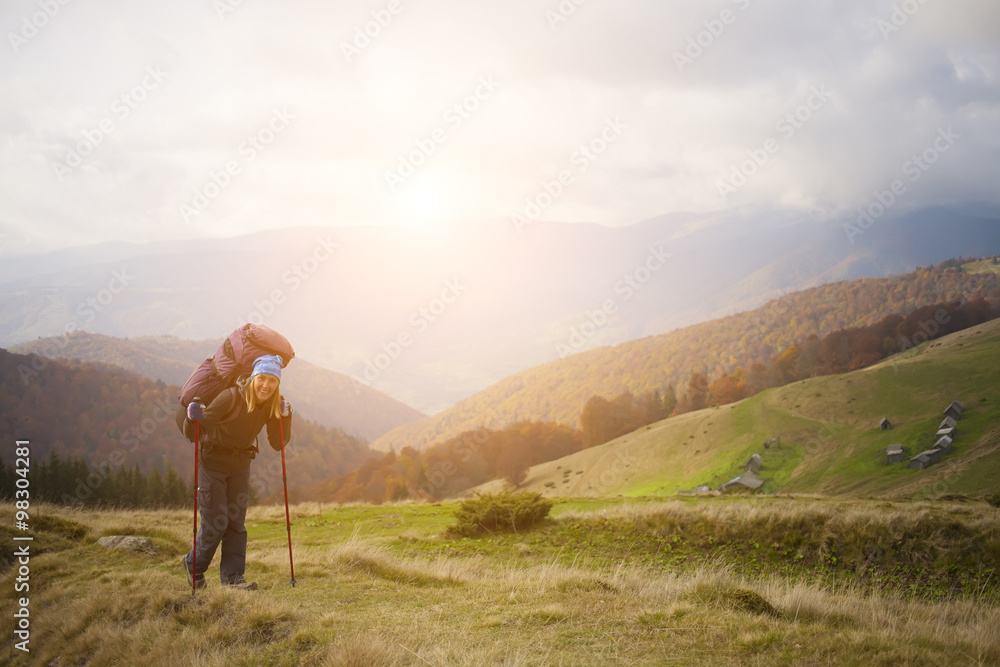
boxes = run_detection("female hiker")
[177,354,292,590]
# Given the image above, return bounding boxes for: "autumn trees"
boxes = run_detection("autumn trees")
[307,421,584,504]
[532,297,998,460]
[585,296,997,427]
[580,391,666,447]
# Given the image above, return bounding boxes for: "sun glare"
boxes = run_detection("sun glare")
[391,172,461,230]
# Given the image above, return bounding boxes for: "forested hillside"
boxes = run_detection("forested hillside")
[374,261,1000,451]
[0,450,191,509]
[309,294,996,504]
[10,332,425,441]
[576,296,996,443]
[482,317,1000,500]
[0,349,373,498]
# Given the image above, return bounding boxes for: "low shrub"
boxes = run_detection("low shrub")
[34,514,88,540]
[448,490,554,537]
[689,583,780,618]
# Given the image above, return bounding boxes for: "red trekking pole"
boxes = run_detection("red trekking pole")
[192,419,200,596]
[279,414,296,587]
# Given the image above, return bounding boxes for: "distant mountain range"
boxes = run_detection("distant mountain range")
[8,332,424,442]
[371,260,1000,452]
[2,204,999,413]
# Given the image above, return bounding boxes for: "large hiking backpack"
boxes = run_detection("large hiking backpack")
[179,324,295,408]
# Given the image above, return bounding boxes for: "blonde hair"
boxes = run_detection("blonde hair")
[237,375,282,419]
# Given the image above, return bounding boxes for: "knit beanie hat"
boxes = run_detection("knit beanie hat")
[249,354,283,381]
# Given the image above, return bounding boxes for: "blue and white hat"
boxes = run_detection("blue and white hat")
[249,354,283,381]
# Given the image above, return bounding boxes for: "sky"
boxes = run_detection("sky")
[1,0,999,254]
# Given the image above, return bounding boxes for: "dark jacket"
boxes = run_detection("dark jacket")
[176,387,292,474]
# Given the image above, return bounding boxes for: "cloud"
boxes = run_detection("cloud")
[0,0,998,252]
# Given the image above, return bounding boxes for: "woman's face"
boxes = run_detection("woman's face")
[253,374,279,403]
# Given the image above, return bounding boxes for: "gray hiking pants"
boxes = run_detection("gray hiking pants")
[184,465,250,584]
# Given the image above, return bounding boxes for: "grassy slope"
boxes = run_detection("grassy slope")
[1,498,998,665]
[475,318,1000,499]
[965,258,1000,275]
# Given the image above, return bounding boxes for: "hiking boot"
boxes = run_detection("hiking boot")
[183,557,206,590]
[224,576,257,591]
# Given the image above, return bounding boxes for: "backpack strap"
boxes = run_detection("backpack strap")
[217,386,243,426]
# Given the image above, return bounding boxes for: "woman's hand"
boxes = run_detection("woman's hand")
[187,401,206,421]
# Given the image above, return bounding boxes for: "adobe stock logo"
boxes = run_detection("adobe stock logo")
[511,117,628,233]
[556,246,671,358]
[844,126,960,244]
[18,268,134,384]
[179,108,294,223]
[355,279,467,387]
[234,236,339,328]
[52,66,168,181]
[384,77,500,192]
[716,85,830,202]
[340,0,412,63]
[7,0,73,54]
[874,0,933,41]
[545,0,591,31]
[673,0,754,73]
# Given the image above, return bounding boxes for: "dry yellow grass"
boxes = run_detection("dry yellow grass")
[2,500,997,665]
